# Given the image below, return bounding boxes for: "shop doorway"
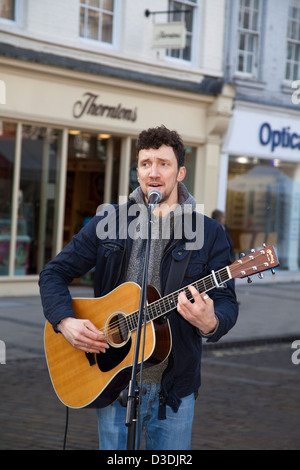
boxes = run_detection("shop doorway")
[63,131,121,247]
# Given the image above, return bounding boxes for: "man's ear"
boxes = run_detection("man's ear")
[177,166,186,182]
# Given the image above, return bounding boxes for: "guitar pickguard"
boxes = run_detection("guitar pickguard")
[96,337,132,372]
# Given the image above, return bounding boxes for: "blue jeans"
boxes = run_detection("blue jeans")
[96,383,195,450]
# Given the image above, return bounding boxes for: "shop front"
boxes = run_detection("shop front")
[221,101,300,279]
[0,54,234,295]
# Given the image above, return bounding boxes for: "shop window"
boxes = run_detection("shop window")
[79,0,115,44]
[166,0,198,62]
[18,126,62,275]
[236,0,261,76]
[0,0,21,24]
[0,122,16,276]
[226,155,300,271]
[0,0,15,20]
[64,132,121,246]
[285,0,300,81]
[0,124,62,276]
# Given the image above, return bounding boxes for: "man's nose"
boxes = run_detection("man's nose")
[149,164,159,177]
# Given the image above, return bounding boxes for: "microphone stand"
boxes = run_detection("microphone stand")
[125,201,155,450]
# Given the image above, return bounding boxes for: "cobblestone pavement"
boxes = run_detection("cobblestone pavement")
[0,282,299,450]
[0,341,299,450]
[194,342,300,450]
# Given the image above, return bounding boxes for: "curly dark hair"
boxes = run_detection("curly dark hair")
[136,125,185,167]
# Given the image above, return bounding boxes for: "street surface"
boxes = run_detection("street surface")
[0,338,298,449]
[0,281,299,450]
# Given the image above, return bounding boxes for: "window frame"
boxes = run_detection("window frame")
[235,0,262,78]
[165,0,199,64]
[78,0,118,48]
[0,0,22,26]
[285,0,300,81]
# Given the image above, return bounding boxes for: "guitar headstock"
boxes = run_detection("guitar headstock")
[230,245,279,280]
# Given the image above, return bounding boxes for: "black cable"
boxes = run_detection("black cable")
[63,406,69,450]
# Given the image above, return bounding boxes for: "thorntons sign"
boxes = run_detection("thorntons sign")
[73,92,137,122]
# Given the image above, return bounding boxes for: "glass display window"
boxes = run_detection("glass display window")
[64,131,121,246]
[18,125,63,274]
[226,155,300,270]
[0,122,16,275]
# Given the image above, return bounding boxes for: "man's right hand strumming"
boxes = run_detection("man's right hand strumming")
[57,317,110,354]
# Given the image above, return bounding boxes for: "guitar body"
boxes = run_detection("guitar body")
[44,282,172,409]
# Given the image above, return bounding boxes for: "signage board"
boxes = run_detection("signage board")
[222,107,300,161]
[152,22,186,49]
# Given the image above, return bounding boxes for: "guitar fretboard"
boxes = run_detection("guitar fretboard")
[125,266,230,332]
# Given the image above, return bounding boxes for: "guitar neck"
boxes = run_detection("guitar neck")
[126,266,231,332]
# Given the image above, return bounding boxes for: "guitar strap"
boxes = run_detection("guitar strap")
[158,247,193,419]
[164,249,192,296]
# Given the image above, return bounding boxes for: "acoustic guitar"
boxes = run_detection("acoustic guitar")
[44,245,279,409]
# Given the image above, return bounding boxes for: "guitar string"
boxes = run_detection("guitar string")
[111,271,221,334]
[99,252,272,338]
[102,263,253,337]
[103,262,265,339]
[100,267,228,338]
[98,275,217,338]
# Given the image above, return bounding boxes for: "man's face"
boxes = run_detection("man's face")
[137,145,186,207]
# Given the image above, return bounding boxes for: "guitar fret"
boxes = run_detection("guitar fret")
[196,275,214,293]
[128,312,136,331]
[216,271,222,285]
[195,279,204,293]
[169,295,177,309]
[127,314,132,331]
[204,277,212,291]
[219,267,229,283]
[147,307,154,321]
[132,312,138,330]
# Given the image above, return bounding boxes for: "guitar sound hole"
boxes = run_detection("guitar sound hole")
[106,312,129,347]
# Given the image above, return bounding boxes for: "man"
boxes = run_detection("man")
[211,209,234,262]
[39,125,238,450]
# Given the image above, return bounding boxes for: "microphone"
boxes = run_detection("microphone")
[147,189,162,207]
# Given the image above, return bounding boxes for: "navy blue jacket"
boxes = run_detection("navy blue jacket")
[39,202,238,412]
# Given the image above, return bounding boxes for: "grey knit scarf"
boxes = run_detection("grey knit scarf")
[126,182,196,293]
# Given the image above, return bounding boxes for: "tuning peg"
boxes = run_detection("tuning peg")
[271,268,275,275]
[240,252,246,258]
[251,248,255,253]
[262,243,266,247]
[247,277,252,284]
[258,272,264,279]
